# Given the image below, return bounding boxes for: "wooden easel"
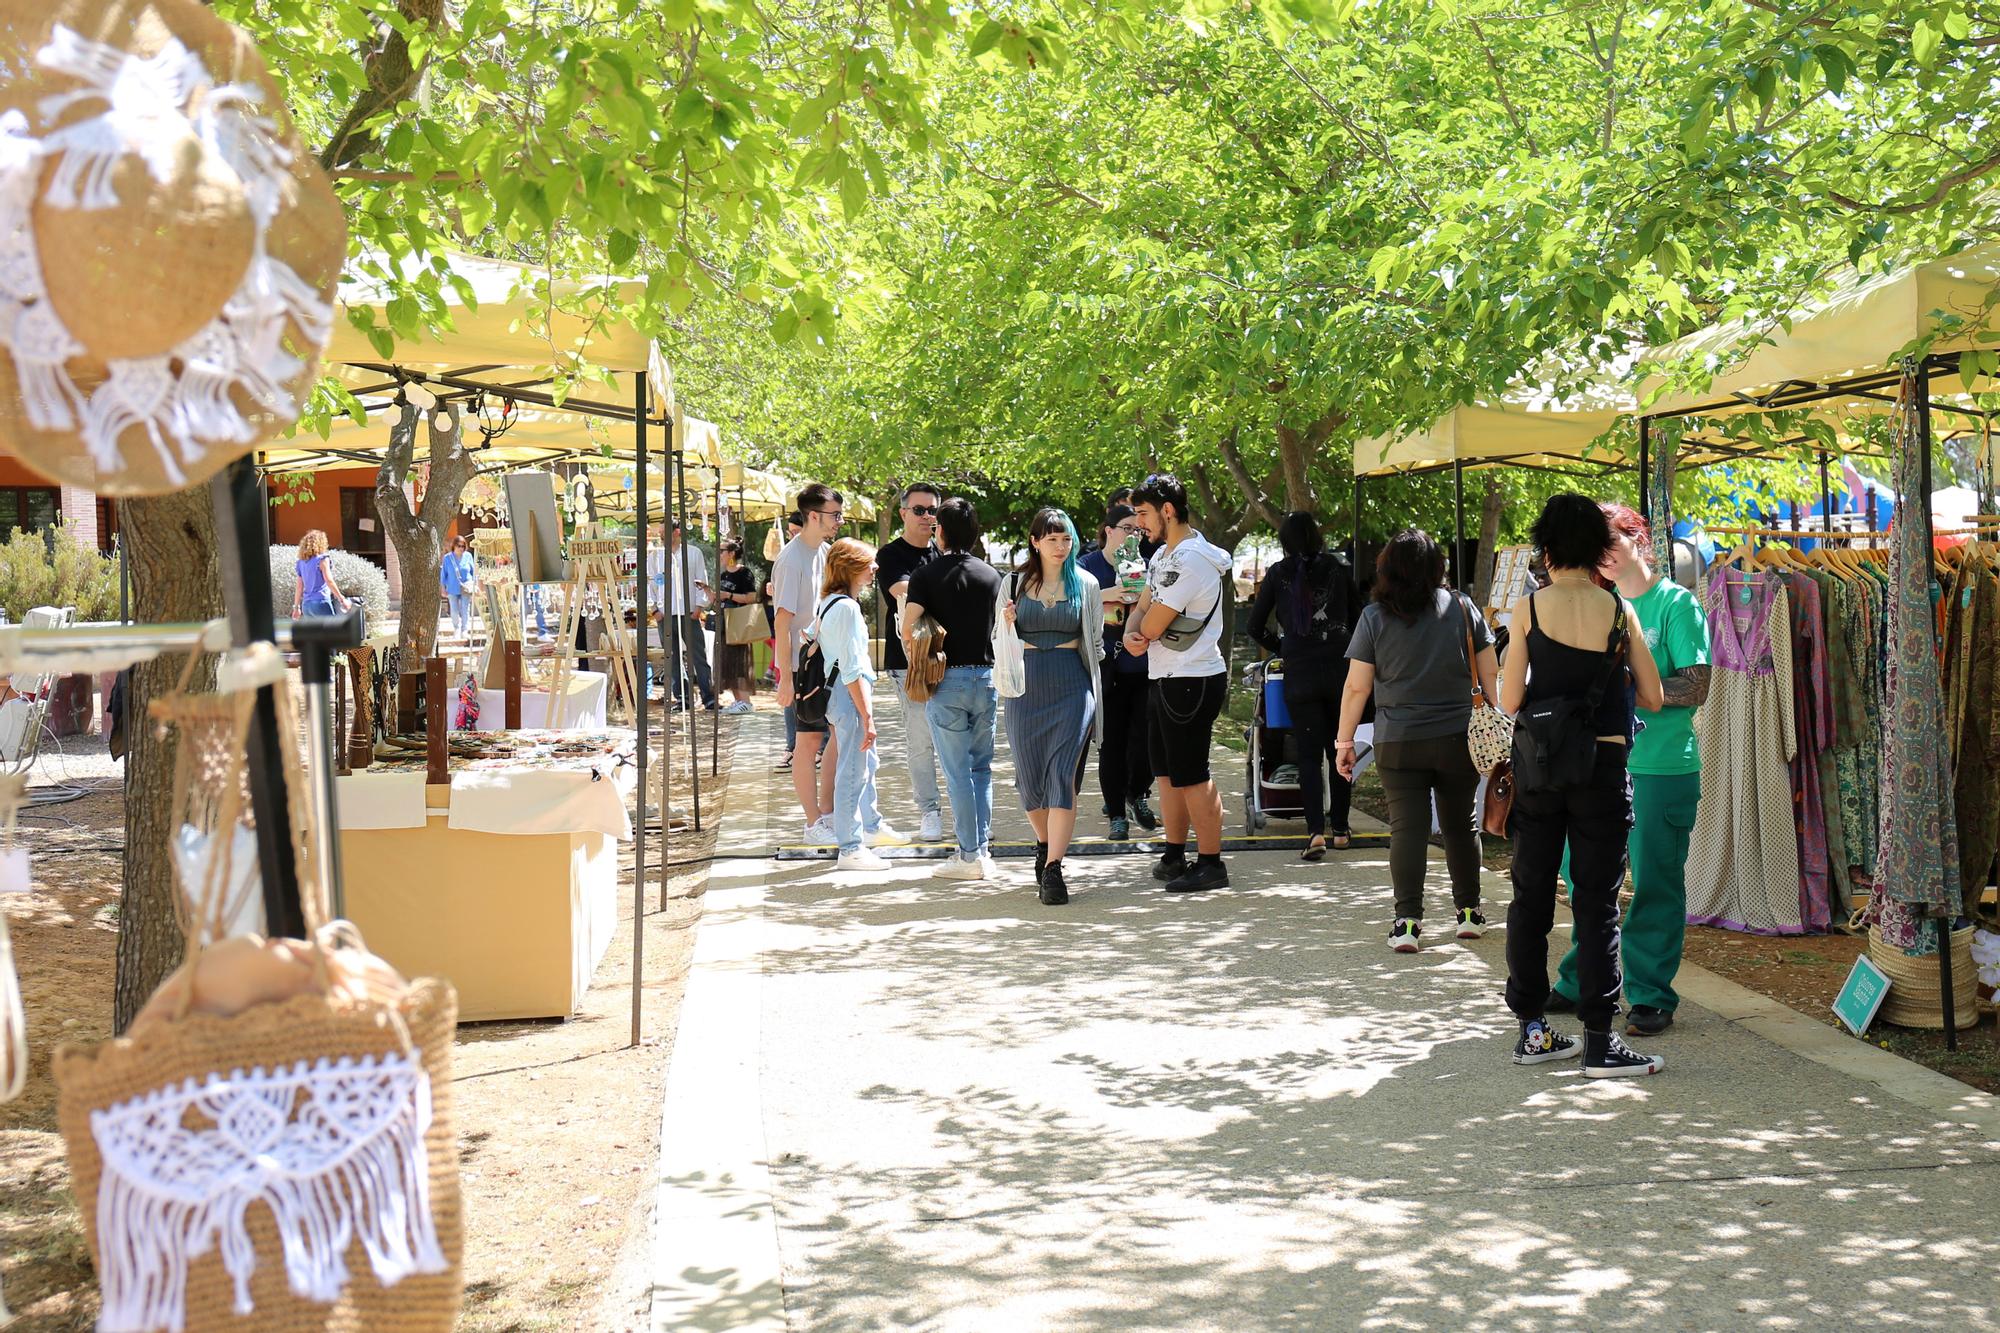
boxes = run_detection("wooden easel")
[552,527,641,723]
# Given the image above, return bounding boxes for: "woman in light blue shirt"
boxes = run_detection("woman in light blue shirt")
[819,539,903,869]
[439,534,476,636]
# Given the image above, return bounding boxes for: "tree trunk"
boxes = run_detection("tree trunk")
[114,485,221,1032]
[376,403,477,660]
[1470,472,1505,609]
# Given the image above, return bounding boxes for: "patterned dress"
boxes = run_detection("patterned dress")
[1687,569,1803,933]
[1784,572,1833,931]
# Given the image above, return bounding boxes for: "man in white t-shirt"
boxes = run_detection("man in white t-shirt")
[1122,472,1233,894]
[772,483,843,844]
[653,523,715,710]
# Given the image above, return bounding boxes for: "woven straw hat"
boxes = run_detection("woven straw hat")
[0,0,344,496]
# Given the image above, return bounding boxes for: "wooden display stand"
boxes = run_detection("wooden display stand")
[553,530,640,720]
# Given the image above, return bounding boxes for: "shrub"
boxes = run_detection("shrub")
[268,546,391,623]
[0,524,118,622]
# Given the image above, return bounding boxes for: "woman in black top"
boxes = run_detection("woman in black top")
[1499,494,1665,1078]
[715,539,758,711]
[1248,512,1359,858]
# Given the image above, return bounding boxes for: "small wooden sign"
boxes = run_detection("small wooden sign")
[570,539,626,558]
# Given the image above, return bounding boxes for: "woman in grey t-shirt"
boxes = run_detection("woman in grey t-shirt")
[1335,529,1499,953]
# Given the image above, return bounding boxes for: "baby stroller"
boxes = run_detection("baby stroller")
[1242,658,1306,832]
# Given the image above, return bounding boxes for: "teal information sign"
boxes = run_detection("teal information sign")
[1833,954,1892,1035]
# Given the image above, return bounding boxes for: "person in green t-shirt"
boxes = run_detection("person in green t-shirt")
[1547,504,1710,1036]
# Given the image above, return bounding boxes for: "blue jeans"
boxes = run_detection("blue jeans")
[445,590,472,635]
[302,591,336,617]
[887,670,943,817]
[827,679,882,853]
[925,666,996,860]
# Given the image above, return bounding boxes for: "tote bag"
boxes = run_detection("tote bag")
[724,604,765,645]
[1459,596,1513,774]
[992,577,1027,699]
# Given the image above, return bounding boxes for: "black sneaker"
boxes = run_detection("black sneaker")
[1388,919,1421,953]
[1513,1018,1580,1066]
[1151,851,1188,883]
[1584,1030,1665,1078]
[1034,843,1048,888]
[1040,862,1070,906]
[1165,859,1228,894]
[1542,990,1578,1015]
[1130,797,1159,831]
[1626,1006,1673,1037]
[1454,908,1488,939]
[1108,817,1130,841]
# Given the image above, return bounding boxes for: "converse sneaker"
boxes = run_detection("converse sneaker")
[1388,918,1421,953]
[803,819,838,848]
[1513,1018,1580,1066]
[836,847,890,873]
[867,823,909,849]
[1151,850,1188,883]
[933,855,987,882]
[1454,908,1488,939]
[1584,1030,1665,1078]
[1039,862,1070,906]
[918,810,945,843]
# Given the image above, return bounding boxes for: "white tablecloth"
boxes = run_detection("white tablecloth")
[468,670,608,731]
[336,758,634,840]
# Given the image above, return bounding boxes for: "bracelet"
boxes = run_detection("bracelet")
[1335,740,1355,750]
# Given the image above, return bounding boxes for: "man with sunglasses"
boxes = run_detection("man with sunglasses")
[774,484,845,845]
[878,483,950,843]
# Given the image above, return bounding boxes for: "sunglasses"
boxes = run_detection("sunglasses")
[906,504,938,517]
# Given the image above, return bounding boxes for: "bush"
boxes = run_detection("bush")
[0,524,118,622]
[268,546,391,623]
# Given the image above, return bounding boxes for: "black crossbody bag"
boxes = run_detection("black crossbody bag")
[1511,598,1627,795]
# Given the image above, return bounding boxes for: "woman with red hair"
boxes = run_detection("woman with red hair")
[1544,503,1710,1038]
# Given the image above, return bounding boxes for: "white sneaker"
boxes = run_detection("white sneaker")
[837,847,890,872]
[867,823,909,848]
[804,820,838,848]
[918,810,945,842]
[933,855,987,881]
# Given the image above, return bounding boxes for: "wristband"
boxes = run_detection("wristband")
[1335,740,1355,750]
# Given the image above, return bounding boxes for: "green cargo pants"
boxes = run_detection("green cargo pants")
[1552,771,1702,1013]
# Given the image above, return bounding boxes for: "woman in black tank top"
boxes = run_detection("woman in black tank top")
[1498,495,1666,1079]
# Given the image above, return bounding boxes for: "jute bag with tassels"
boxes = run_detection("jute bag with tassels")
[54,650,463,1333]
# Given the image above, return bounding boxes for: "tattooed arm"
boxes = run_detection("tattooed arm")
[1661,664,1711,709]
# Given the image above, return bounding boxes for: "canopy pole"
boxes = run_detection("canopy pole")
[1916,365,1958,1051]
[1819,450,1832,544]
[1637,418,1650,517]
[660,411,677,909]
[713,472,722,779]
[632,372,648,1049]
[1452,460,1466,590]
[1351,476,1362,571]
[676,449,702,831]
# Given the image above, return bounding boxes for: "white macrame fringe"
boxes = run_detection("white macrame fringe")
[0,28,334,483]
[90,1053,446,1333]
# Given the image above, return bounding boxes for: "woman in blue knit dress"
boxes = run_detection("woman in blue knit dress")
[1002,509,1104,906]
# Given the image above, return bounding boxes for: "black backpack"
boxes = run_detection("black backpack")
[1284,553,1354,647]
[792,594,851,726]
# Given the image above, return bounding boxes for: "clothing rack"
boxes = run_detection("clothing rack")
[1704,526,1891,540]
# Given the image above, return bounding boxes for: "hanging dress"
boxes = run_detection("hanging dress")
[1784,571,1833,931]
[1687,567,1802,933]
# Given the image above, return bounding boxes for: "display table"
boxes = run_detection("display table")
[468,668,608,731]
[336,738,634,1021]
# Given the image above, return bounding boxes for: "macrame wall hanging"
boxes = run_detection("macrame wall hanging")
[55,656,462,1333]
[0,0,344,496]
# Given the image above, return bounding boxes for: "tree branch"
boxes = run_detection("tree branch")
[1216,427,1285,530]
[1467,20,1540,157]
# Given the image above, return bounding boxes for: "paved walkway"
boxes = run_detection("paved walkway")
[650,706,2000,1331]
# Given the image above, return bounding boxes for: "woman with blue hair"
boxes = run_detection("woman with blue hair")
[1003,507,1106,905]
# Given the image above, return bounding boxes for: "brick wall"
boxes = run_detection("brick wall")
[58,484,97,549]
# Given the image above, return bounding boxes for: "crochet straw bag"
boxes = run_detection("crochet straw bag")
[54,658,462,1332]
[1868,924,1978,1031]
[0,0,344,496]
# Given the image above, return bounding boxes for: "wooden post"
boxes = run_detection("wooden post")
[504,640,523,730]
[334,656,350,777]
[426,655,448,787]
[346,648,374,769]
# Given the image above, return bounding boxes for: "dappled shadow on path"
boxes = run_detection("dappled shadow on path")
[735,847,2000,1330]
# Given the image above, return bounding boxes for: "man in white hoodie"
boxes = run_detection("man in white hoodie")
[1122,473,1234,893]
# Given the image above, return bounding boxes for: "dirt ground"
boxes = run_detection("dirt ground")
[0,715,738,1331]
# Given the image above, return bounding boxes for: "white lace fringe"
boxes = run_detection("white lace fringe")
[91,1053,446,1333]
